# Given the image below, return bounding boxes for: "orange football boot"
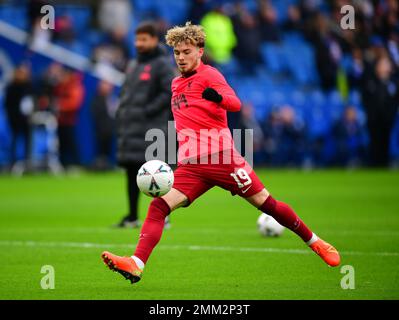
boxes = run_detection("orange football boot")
[101,251,143,283]
[310,238,341,267]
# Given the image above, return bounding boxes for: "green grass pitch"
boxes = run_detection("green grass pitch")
[0,169,398,300]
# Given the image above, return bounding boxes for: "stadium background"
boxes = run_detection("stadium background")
[0,0,399,301]
[0,0,398,170]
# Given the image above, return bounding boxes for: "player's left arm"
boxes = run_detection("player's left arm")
[202,69,241,112]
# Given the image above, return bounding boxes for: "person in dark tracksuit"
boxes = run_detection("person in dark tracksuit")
[361,56,399,167]
[115,22,175,228]
[4,64,33,170]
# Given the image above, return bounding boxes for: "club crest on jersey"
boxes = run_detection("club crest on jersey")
[140,64,151,81]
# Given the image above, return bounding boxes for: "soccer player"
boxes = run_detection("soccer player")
[102,22,340,284]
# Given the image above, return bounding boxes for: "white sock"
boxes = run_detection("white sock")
[306,233,319,246]
[131,255,145,269]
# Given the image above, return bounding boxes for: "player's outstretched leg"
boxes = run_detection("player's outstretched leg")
[254,191,340,267]
[101,197,170,283]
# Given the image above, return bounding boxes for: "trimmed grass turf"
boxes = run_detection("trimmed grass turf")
[0,169,398,300]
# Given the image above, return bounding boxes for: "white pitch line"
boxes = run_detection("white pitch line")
[2,227,399,237]
[0,240,398,257]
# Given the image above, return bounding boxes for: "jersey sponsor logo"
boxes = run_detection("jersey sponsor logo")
[172,93,189,110]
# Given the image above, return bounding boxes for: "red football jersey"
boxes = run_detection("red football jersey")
[171,62,241,164]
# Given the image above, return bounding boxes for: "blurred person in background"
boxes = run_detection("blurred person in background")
[257,0,281,43]
[90,80,117,171]
[373,0,399,39]
[231,3,262,74]
[92,27,130,72]
[333,106,367,167]
[27,0,46,29]
[263,105,306,167]
[54,67,85,169]
[239,102,265,164]
[227,101,265,163]
[35,63,65,113]
[27,0,52,48]
[30,63,65,174]
[4,64,34,173]
[308,12,342,91]
[97,0,133,34]
[387,32,399,69]
[52,15,75,44]
[361,55,399,167]
[114,22,175,228]
[200,4,237,64]
[188,0,209,25]
[283,4,305,34]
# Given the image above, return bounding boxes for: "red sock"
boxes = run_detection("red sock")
[134,197,170,264]
[259,196,313,242]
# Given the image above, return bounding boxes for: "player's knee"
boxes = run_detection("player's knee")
[161,188,189,211]
[246,188,270,208]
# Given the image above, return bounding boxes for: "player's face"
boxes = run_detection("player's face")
[135,33,158,54]
[173,41,204,74]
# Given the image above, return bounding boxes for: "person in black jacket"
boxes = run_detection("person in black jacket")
[115,22,175,228]
[4,64,34,172]
[90,80,117,170]
[361,56,399,167]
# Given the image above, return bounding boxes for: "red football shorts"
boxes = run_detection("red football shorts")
[172,150,265,206]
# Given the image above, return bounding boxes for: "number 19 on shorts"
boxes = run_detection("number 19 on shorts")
[230,169,252,189]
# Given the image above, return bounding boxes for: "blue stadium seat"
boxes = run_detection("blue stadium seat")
[242,0,259,13]
[271,0,290,24]
[326,90,344,122]
[218,57,240,77]
[390,114,399,160]
[0,94,10,165]
[282,31,305,44]
[155,0,189,25]
[55,6,91,33]
[268,89,287,108]
[304,90,332,138]
[261,43,287,74]
[249,89,270,121]
[82,30,105,48]
[70,8,91,33]
[348,90,367,125]
[55,40,91,57]
[348,89,362,107]
[133,0,156,12]
[0,4,27,30]
[283,39,318,85]
[288,89,306,118]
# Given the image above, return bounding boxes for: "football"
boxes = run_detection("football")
[257,213,285,237]
[136,160,174,197]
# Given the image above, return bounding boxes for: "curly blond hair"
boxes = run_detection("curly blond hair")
[165,21,206,48]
